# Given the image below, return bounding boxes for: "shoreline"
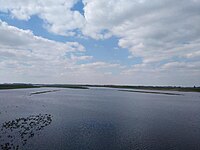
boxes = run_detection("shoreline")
[0,84,199,92]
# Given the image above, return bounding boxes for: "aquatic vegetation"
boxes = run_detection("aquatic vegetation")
[0,114,52,150]
[30,90,60,96]
[119,90,183,96]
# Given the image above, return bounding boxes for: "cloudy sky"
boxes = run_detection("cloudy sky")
[0,0,200,86]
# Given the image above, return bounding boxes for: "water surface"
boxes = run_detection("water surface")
[0,88,200,150]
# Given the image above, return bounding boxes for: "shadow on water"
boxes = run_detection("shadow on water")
[0,114,52,150]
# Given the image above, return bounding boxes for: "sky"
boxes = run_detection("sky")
[0,0,200,86]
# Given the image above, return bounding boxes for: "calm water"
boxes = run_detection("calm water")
[0,88,200,150]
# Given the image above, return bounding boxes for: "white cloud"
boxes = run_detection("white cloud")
[70,54,93,61]
[0,0,85,36]
[0,20,123,84]
[0,20,84,81]
[0,0,200,85]
[120,62,200,86]
[82,0,200,66]
[0,20,85,53]
[82,0,200,86]
[0,19,89,81]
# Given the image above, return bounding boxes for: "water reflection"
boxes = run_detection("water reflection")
[0,114,52,150]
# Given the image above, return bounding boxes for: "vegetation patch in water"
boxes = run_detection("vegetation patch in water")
[119,90,183,95]
[0,114,52,150]
[30,90,60,96]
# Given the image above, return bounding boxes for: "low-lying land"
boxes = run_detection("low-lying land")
[0,84,89,90]
[0,84,200,92]
[43,84,89,89]
[0,84,37,90]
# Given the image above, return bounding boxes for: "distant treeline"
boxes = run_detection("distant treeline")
[0,84,88,90]
[0,84,200,92]
[0,84,37,89]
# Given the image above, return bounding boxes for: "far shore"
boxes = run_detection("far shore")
[0,84,200,92]
[0,84,89,90]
